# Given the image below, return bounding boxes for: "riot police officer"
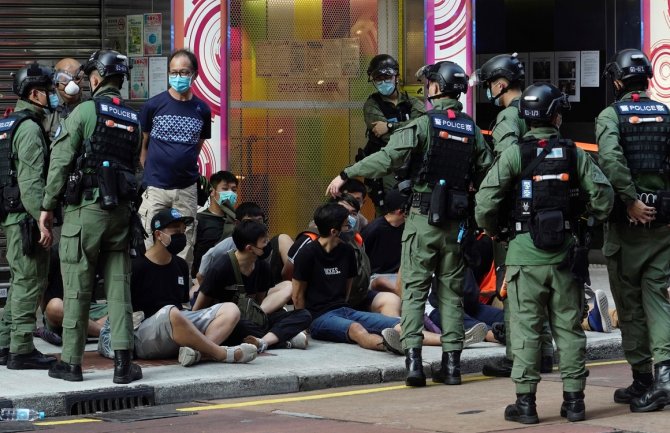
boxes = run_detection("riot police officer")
[0,63,56,370]
[39,49,142,384]
[597,48,670,412]
[362,54,424,212]
[475,83,613,424]
[477,53,555,377]
[328,61,493,387]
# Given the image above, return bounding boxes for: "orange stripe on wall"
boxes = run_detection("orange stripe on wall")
[174,0,184,49]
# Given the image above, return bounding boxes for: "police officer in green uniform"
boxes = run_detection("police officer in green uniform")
[477,54,555,377]
[328,61,492,387]
[362,54,424,212]
[597,49,670,412]
[0,63,57,370]
[39,50,142,384]
[475,83,614,424]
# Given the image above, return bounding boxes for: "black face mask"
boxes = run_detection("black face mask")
[256,243,272,260]
[338,230,355,243]
[165,233,187,255]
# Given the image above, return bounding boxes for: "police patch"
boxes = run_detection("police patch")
[537,147,565,159]
[615,101,669,115]
[98,102,139,124]
[0,119,16,132]
[430,114,475,136]
[521,180,532,199]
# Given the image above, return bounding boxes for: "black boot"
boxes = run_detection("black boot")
[404,348,426,387]
[432,351,461,385]
[630,362,670,412]
[113,350,143,384]
[614,369,653,404]
[49,360,83,382]
[482,357,513,377]
[560,391,586,421]
[7,349,56,370]
[0,348,8,366]
[504,393,539,424]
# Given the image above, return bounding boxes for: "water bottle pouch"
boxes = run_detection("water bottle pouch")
[447,190,469,220]
[529,209,565,251]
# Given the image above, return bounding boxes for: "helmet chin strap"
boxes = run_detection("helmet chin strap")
[24,97,51,112]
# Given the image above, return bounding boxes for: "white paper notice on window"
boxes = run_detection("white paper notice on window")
[580,51,600,88]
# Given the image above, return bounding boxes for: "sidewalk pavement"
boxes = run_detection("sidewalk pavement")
[0,266,624,417]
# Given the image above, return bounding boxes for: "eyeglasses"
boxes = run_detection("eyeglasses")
[373,78,395,85]
[169,69,194,78]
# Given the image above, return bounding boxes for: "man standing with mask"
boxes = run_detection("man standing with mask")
[363,54,424,213]
[139,49,212,271]
[39,49,143,383]
[0,62,56,370]
[44,58,84,141]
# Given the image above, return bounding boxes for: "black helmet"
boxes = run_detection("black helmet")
[476,53,525,86]
[519,83,570,122]
[367,54,399,78]
[415,61,468,97]
[83,49,131,79]
[12,62,54,97]
[603,49,652,82]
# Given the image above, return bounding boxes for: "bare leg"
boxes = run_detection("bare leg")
[87,316,106,337]
[371,276,401,297]
[369,292,401,317]
[44,298,65,328]
[347,322,385,351]
[260,281,292,314]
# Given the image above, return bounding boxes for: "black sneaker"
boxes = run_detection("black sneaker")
[49,360,83,382]
[34,326,63,346]
[7,349,56,370]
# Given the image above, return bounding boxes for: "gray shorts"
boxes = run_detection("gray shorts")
[134,304,224,359]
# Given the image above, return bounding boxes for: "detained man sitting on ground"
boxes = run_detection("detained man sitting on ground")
[193,219,311,352]
[131,208,256,366]
[292,202,403,354]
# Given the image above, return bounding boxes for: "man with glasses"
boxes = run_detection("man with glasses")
[44,58,84,141]
[139,49,212,271]
[362,54,424,215]
[0,62,56,370]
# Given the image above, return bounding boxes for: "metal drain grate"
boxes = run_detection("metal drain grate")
[64,386,155,416]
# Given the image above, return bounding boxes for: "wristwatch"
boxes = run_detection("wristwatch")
[387,122,394,131]
[340,171,349,180]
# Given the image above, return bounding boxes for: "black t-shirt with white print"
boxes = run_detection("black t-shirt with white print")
[292,240,357,319]
[131,255,190,318]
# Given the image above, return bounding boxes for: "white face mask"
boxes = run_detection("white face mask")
[64,80,80,96]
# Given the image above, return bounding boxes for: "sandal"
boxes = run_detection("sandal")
[223,343,257,363]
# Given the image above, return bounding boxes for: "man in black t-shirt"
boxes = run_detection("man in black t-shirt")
[292,203,402,353]
[132,208,256,366]
[194,220,311,352]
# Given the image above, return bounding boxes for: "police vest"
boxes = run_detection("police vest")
[0,111,47,214]
[512,137,579,232]
[75,97,140,202]
[613,97,670,174]
[414,109,476,191]
[364,92,414,155]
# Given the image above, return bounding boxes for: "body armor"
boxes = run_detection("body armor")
[0,111,47,216]
[364,93,413,156]
[613,98,670,174]
[511,137,580,248]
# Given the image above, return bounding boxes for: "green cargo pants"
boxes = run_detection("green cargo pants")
[59,202,133,365]
[603,223,670,373]
[400,208,464,351]
[0,221,49,353]
[507,264,587,394]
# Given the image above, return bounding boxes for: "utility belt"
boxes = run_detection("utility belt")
[64,164,137,209]
[610,190,670,224]
[512,209,572,251]
[412,185,470,227]
[0,181,25,219]
[411,192,432,215]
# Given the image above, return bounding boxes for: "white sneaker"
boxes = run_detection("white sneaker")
[178,346,202,367]
[286,331,308,349]
[464,323,487,348]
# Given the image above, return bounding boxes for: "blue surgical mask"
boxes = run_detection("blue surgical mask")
[48,93,60,110]
[486,86,503,107]
[169,76,192,93]
[347,215,357,231]
[217,191,237,208]
[375,81,396,96]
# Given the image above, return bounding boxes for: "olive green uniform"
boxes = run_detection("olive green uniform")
[489,98,552,362]
[363,91,425,212]
[596,91,670,373]
[41,85,140,365]
[0,101,50,355]
[475,126,614,393]
[346,98,492,350]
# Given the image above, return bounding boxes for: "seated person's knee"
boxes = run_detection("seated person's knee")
[218,302,241,322]
[347,322,367,340]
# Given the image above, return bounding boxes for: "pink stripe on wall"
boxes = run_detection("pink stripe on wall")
[220,1,228,169]
[425,1,435,64]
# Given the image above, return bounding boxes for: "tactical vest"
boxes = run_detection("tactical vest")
[364,92,414,155]
[414,109,476,191]
[512,137,580,238]
[613,97,670,174]
[73,97,140,202]
[0,111,47,215]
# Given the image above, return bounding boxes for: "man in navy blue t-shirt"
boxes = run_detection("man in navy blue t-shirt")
[139,49,212,270]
